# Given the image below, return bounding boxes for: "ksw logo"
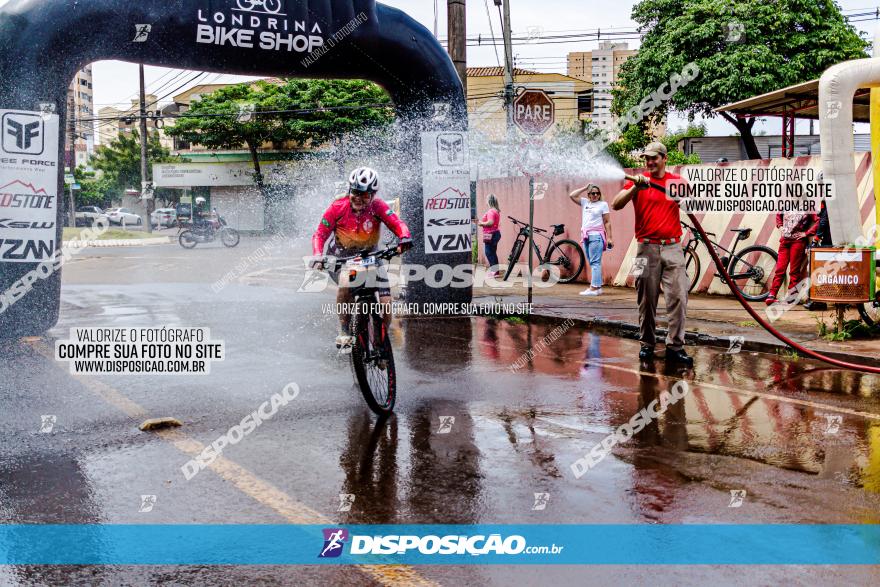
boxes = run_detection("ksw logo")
[437,133,465,166]
[2,113,44,155]
[0,219,55,229]
[427,218,470,227]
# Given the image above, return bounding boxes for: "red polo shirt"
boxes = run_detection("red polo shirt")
[623,172,684,241]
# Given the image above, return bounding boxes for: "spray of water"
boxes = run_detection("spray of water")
[261,113,627,242]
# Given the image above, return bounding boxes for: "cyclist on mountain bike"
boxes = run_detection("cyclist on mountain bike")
[311,167,413,349]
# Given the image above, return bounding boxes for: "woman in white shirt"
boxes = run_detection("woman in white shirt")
[569,184,614,296]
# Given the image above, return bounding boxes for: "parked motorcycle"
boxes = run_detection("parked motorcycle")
[178,216,240,249]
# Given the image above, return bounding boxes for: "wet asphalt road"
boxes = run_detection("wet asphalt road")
[2,238,880,585]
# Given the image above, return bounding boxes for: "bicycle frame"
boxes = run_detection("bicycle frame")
[510,222,558,265]
[682,222,752,277]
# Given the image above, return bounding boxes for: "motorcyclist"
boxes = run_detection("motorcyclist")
[311,167,412,349]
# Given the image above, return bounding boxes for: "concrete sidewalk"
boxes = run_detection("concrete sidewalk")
[473,282,880,366]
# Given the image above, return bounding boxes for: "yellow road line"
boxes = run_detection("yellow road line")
[28,339,436,587]
[587,361,880,422]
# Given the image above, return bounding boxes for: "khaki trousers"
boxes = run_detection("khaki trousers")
[635,242,689,351]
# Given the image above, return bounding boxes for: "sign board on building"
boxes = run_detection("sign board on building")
[513,89,555,135]
[421,132,471,255]
[153,161,287,188]
[0,110,60,263]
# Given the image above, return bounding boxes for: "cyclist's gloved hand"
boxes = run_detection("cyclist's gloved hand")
[397,238,413,254]
[307,256,326,271]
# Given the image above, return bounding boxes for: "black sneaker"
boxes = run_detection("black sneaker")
[665,349,694,367]
[639,347,655,361]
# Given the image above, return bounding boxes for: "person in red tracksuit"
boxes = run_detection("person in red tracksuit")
[766,211,819,306]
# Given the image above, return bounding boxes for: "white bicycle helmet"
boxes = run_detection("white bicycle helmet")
[348,166,379,193]
[195,196,206,205]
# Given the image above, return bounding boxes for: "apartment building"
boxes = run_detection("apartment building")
[66,66,94,168]
[568,42,664,136]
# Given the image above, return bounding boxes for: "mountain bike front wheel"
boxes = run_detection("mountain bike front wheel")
[684,246,701,293]
[351,308,396,416]
[503,239,525,281]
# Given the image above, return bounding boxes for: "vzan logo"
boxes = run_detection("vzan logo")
[437,133,465,166]
[2,113,44,155]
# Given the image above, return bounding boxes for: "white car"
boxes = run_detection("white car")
[106,207,143,226]
[75,206,109,227]
[150,208,176,228]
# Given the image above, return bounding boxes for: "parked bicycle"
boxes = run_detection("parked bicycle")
[502,216,585,284]
[321,246,401,415]
[679,221,777,301]
[178,215,241,249]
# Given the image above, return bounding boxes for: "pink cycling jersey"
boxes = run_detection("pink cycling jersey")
[312,196,411,255]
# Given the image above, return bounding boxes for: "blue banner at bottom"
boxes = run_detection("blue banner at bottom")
[1,525,879,565]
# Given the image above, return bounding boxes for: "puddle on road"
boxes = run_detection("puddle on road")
[401,316,880,504]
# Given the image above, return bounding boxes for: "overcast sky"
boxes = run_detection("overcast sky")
[2,0,877,136]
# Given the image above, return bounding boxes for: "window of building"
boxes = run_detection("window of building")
[577,90,593,115]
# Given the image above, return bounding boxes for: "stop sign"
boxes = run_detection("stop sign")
[513,89,555,135]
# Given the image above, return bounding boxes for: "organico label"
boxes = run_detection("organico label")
[0,110,59,262]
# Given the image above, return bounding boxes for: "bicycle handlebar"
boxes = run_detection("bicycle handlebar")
[320,246,402,271]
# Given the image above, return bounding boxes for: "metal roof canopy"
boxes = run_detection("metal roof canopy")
[716,79,873,121]
[716,79,873,157]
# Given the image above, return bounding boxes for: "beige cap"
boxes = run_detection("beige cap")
[643,142,668,157]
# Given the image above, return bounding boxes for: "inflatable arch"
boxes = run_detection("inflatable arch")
[0,0,469,338]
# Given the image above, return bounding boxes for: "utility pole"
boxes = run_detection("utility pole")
[139,64,152,234]
[496,0,515,132]
[66,94,77,229]
[448,0,467,98]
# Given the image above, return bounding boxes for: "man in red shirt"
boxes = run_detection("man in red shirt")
[612,142,693,366]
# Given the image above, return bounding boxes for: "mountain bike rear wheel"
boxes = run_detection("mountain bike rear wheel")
[351,308,396,415]
[728,245,778,301]
[545,239,585,284]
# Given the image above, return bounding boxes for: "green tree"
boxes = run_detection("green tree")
[165,79,393,190]
[662,123,705,165]
[72,166,114,208]
[613,0,868,159]
[584,120,701,168]
[164,81,288,195]
[90,129,179,197]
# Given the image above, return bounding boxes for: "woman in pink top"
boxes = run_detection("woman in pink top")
[477,194,502,277]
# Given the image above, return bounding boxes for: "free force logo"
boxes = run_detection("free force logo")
[2,113,44,155]
[437,133,465,166]
[319,528,349,558]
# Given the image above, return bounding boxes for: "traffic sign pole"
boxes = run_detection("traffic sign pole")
[528,175,535,306]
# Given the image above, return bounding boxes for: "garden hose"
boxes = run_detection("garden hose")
[685,213,880,374]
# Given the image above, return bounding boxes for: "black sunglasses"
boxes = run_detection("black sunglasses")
[588,191,601,195]
[350,189,374,198]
